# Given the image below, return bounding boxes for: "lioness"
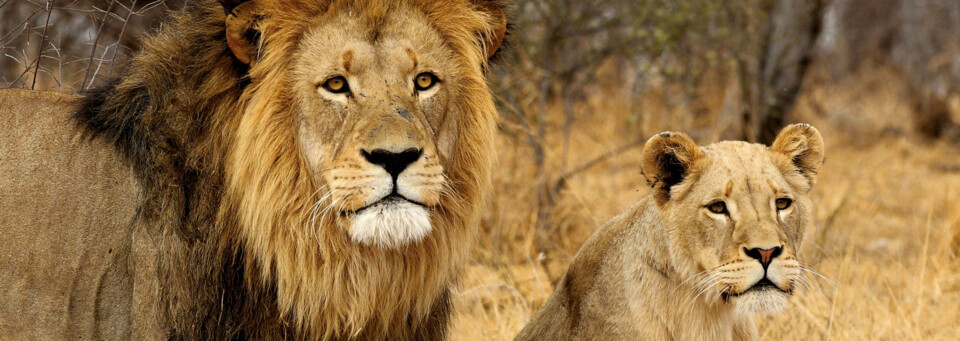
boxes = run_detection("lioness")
[0,0,506,339]
[517,124,824,340]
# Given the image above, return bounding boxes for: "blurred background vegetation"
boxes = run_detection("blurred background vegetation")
[4,0,958,141]
[4,0,959,141]
[3,0,960,339]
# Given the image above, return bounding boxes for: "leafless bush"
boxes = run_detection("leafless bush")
[1,0,181,91]
[491,0,781,251]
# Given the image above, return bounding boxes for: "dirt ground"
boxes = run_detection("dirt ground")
[450,68,960,340]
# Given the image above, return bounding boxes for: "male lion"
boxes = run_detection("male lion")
[517,124,825,340]
[0,0,506,339]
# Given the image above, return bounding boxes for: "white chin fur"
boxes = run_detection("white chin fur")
[348,200,431,249]
[732,289,789,316]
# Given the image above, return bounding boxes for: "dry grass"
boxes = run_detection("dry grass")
[450,66,960,340]
[5,2,959,340]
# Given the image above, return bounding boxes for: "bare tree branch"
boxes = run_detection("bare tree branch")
[81,0,116,89]
[32,0,56,89]
[107,0,135,79]
[552,138,646,193]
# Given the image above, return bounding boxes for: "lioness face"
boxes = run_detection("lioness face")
[676,142,810,314]
[643,125,823,315]
[292,8,460,249]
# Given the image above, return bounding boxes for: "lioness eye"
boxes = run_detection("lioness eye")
[776,198,792,210]
[707,201,728,214]
[414,72,438,91]
[321,76,349,94]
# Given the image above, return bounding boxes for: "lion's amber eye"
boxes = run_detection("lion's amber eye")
[707,201,728,214]
[775,198,792,210]
[322,76,349,94]
[414,72,438,91]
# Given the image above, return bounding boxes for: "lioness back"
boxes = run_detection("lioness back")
[518,124,824,341]
[0,89,144,339]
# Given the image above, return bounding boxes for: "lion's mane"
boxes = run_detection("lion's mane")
[74,0,501,339]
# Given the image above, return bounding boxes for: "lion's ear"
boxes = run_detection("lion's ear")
[221,0,261,66]
[641,132,703,206]
[473,0,507,60]
[770,123,825,186]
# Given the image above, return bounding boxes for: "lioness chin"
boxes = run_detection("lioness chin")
[517,124,825,341]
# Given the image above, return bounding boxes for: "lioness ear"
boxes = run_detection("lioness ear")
[221,0,261,66]
[641,132,703,206]
[473,0,507,60]
[770,123,825,186]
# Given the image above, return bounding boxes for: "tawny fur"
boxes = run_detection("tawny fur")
[0,89,141,340]
[517,124,825,341]
[65,0,505,339]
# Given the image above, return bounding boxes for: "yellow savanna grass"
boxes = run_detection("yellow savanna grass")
[451,65,960,340]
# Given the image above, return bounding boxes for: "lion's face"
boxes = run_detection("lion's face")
[292,8,463,248]
[222,0,505,336]
[642,124,824,315]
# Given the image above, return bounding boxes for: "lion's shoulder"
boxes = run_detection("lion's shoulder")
[0,88,78,108]
[0,88,140,339]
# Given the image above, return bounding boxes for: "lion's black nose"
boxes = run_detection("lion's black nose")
[745,246,783,270]
[362,148,422,179]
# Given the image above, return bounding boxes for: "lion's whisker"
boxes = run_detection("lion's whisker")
[437,180,464,210]
[306,189,336,241]
[316,196,343,230]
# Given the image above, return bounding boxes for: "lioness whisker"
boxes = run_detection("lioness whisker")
[690,272,722,303]
[679,269,714,287]
[795,275,813,294]
[800,267,836,289]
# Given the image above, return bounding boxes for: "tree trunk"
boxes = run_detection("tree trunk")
[754,0,824,144]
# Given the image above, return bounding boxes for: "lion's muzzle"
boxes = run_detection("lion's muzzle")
[348,195,431,249]
[345,147,436,248]
[361,148,422,181]
[323,129,444,249]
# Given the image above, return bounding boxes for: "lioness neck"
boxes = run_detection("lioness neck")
[516,197,757,341]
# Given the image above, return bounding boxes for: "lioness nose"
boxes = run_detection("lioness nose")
[362,148,422,179]
[745,246,783,270]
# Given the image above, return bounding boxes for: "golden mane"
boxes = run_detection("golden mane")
[73,0,505,339]
[227,2,500,338]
